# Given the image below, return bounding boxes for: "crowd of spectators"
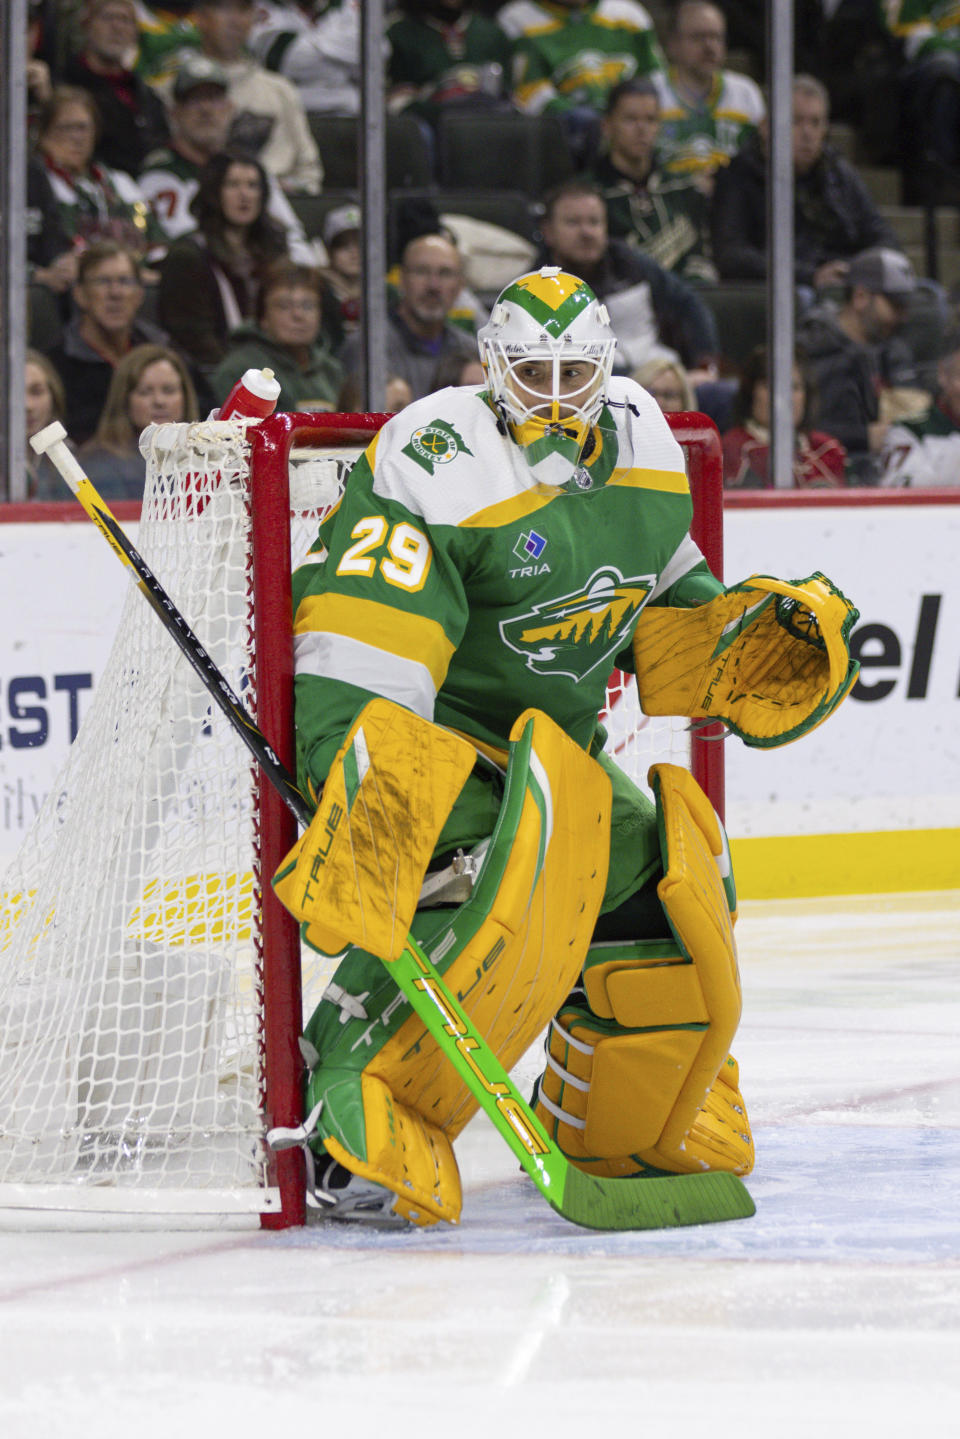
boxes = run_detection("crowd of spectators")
[18,0,960,497]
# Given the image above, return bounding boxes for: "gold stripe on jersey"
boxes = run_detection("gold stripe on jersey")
[295,593,455,689]
[590,15,653,31]
[458,465,687,528]
[459,487,560,529]
[363,431,382,470]
[608,467,690,495]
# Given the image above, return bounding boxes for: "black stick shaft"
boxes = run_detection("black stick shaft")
[32,423,312,828]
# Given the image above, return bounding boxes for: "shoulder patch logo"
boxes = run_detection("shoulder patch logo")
[500,566,656,681]
[402,419,473,475]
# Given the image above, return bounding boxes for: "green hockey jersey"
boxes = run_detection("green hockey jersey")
[882,3,960,61]
[292,378,720,795]
[651,67,765,178]
[504,0,664,114]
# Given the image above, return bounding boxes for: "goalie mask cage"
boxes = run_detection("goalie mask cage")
[0,410,723,1229]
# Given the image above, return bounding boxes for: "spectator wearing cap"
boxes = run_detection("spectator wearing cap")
[182,0,323,195]
[139,53,320,263]
[881,329,960,487]
[798,247,926,485]
[712,75,900,298]
[62,0,169,177]
[209,258,344,412]
[321,204,362,341]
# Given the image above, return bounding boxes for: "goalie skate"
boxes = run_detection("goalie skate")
[306,1153,412,1229]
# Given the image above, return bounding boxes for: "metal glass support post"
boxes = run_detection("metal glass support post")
[767,1,795,490]
[1,0,28,502]
[360,0,388,412]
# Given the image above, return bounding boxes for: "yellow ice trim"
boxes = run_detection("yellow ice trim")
[731,828,960,899]
[296,592,455,691]
[130,872,255,946]
[0,889,35,952]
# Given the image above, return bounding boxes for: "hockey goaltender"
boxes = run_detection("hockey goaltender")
[272,267,859,1227]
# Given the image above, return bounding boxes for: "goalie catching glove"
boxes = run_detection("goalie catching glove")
[631,572,859,748]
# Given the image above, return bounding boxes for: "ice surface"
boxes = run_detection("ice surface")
[0,893,957,1439]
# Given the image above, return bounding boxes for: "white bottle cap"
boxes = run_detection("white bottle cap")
[241,368,282,403]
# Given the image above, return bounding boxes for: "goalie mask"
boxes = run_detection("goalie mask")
[478,268,617,482]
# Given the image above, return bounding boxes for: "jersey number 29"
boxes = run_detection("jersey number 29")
[336,515,432,592]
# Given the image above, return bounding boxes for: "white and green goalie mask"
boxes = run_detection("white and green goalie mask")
[477,268,617,483]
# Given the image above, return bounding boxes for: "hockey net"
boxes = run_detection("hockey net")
[0,410,722,1228]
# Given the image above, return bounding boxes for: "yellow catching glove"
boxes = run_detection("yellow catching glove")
[631,572,859,748]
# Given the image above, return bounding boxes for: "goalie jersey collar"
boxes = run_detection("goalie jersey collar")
[374,383,679,527]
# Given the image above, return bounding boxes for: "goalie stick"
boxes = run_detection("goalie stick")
[30,419,754,1233]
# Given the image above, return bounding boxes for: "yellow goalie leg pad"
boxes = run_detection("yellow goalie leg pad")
[366,708,611,1142]
[273,697,477,958]
[532,763,752,1177]
[297,709,610,1225]
[534,999,753,1178]
[321,1072,463,1227]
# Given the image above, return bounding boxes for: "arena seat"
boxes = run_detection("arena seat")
[28,284,64,353]
[389,188,536,249]
[695,282,769,370]
[288,189,360,244]
[436,112,575,195]
[307,114,434,190]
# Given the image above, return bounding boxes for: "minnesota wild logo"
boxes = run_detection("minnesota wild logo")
[402,419,473,475]
[500,567,655,681]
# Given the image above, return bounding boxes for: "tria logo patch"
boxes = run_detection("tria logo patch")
[512,529,547,563]
[402,419,472,474]
[499,566,656,681]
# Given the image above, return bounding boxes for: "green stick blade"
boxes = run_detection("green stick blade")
[557,1167,755,1231]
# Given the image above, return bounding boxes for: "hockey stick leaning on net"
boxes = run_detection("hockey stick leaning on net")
[30,420,754,1232]
[30,422,309,823]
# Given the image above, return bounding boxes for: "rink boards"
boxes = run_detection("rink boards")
[1,494,958,898]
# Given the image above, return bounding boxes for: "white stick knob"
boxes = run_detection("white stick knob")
[29,421,88,495]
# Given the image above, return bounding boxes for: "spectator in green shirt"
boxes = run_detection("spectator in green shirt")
[211,258,344,412]
[587,77,716,282]
[387,0,513,128]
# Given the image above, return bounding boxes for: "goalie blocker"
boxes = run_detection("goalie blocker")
[273,699,755,1225]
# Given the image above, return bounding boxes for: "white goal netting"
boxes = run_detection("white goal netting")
[0,420,348,1224]
[0,414,710,1226]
